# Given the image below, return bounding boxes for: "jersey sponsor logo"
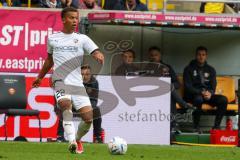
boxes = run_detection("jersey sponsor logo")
[54,46,78,52]
[74,39,79,43]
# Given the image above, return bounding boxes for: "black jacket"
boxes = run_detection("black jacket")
[183,59,216,99]
[103,0,120,10]
[113,0,148,11]
[83,76,99,107]
[115,63,139,76]
[39,0,61,8]
[144,61,180,89]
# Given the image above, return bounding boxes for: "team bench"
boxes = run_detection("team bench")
[176,76,238,116]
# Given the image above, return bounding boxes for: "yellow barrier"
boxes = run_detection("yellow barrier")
[141,0,175,11]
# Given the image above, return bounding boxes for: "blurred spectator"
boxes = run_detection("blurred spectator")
[0,0,7,6]
[101,0,119,10]
[79,0,101,9]
[10,0,39,7]
[113,0,148,11]
[39,0,61,8]
[227,3,240,13]
[11,0,21,6]
[61,0,73,7]
[115,49,139,76]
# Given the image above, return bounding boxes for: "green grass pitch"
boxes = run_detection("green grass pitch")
[0,142,240,160]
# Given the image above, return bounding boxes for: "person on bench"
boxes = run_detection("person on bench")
[144,46,194,134]
[183,46,227,133]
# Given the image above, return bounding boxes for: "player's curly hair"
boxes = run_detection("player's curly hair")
[61,7,78,19]
[148,46,161,54]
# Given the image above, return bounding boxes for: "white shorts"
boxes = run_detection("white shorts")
[54,88,91,111]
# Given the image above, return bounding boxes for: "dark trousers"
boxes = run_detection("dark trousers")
[191,94,227,129]
[170,89,189,129]
[93,106,102,137]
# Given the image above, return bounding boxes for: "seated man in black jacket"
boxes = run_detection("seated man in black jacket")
[113,0,148,11]
[115,49,139,76]
[183,46,227,133]
[145,46,194,134]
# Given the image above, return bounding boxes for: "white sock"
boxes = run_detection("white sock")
[63,121,75,143]
[76,121,91,141]
[62,110,76,143]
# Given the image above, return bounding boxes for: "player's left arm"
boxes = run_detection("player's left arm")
[92,50,104,65]
[83,35,104,64]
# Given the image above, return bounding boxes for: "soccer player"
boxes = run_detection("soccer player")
[32,7,104,154]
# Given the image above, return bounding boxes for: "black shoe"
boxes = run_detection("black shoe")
[93,136,103,143]
[174,129,182,135]
[171,126,182,135]
[193,127,203,134]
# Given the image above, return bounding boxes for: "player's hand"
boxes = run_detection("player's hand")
[92,51,104,65]
[203,91,211,100]
[32,78,42,88]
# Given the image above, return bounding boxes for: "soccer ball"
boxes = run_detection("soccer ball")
[108,137,127,155]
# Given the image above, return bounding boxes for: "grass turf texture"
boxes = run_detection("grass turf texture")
[0,142,240,160]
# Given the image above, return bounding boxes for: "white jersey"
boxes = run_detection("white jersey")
[47,32,98,87]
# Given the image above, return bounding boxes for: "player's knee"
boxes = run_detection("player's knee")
[79,106,93,123]
[220,96,228,105]
[217,96,228,108]
[62,109,73,121]
[83,114,93,124]
[84,119,92,124]
[58,99,72,110]
[82,113,93,124]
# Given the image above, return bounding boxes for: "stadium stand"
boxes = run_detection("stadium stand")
[166,0,237,13]
[140,0,175,11]
[0,0,239,13]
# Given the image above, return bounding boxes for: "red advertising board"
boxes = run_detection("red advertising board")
[0,9,62,73]
[210,129,238,145]
[0,9,63,141]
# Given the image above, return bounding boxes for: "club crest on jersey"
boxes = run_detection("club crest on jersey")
[204,72,210,78]
[74,39,78,43]
[193,70,197,76]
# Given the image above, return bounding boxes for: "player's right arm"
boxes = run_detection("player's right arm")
[32,54,53,88]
